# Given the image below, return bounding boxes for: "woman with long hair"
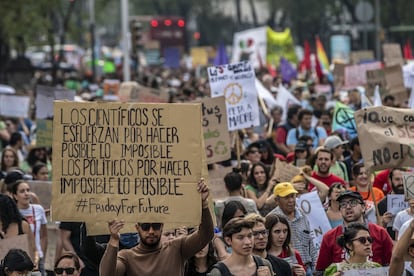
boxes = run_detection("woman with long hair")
[0,194,38,269]
[326,183,346,228]
[245,162,276,216]
[185,240,218,276]
[265,214,306,276]
[11,181,47,275]
[0,248,34,276]
[0,148,19,180]
[31,163,49,181]
[324,223,381,275]
[54,252,81,276]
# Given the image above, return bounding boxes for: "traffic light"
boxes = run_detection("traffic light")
[130,19,143,54]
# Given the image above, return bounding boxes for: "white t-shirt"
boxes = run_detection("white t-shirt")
[19,204,47,258]
[394,209,414,232]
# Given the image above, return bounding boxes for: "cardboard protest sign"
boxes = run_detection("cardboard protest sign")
[36,119,53,147]
[383,43,404,67]
[350,50,374,64]
[354,106,414,175]
[200,97,231,164]
[0,234,30,260]
[366,68,386,97]
[52,102,204,225]
[208,61,260,131]
[273,159,301,182]
[333,63,346,92]
[403,171,414,200]
[344,62,382,89]
[0,94,31,118]
[384,65,407,104]
[297,191,332,252]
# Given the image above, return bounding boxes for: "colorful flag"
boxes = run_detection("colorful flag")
[404,40,413,60]
[279,57,297,83]
[213,42,229,66]
[299,40,311,72]
[332,101,357,139]
[316,36,333,81]
[266,28,297,66]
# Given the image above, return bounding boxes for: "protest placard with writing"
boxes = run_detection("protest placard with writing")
[36,85,76,119]
[387,194,409,215]
[52,102,204,225]
[344,62,382,89]
[200,97,231,164]
[384,65,407,105]
[366,68,386,97]
[354,106,414,175]
[273,159,301,182]
[403,171,414,200]
[383,43,404,67]
[297,191,332,252]
[350,50,375,64]
[208,61,260,131]
[0,94,31,118]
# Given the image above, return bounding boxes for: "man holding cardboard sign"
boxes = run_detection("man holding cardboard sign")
[99,179,214,275]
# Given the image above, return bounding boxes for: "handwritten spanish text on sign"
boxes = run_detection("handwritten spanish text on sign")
[201,97,231,164]
[52,102,203,225]
[208,61,260,131]
[354,106,414,175]
[402,171,414,200]
[386,194,409,215]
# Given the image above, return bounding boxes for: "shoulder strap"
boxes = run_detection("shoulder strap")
[212,262,232,276]
[314,126,319,138]
[295,127,299,140]
[253,255,265,267]
[338,161,347,176]
[18,220,24,235]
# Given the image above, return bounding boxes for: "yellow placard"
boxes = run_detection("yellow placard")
[52,102,203,225]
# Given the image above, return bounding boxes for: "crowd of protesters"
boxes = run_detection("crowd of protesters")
[1,57,414,276]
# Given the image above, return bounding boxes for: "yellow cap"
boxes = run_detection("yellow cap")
[273,182,298,197]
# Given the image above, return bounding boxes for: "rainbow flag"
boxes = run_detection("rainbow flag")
[316,36,333,81]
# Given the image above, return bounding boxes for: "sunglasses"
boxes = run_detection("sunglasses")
[140,223,162,231]
[352,236,373,244]
[54,267,76,274]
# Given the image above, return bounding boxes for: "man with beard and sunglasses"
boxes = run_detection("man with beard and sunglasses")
[315,190,393,273]
[99,179,214,275]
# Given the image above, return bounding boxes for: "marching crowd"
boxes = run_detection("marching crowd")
[0,66,413,276]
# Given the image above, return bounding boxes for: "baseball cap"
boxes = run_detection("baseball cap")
[324,136,348,150]
[295,141,308,152]
[273,182,298,197]
[336,190,364,203]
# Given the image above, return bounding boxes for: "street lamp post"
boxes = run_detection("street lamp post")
[89,0,96,82]
[121,0,131,81]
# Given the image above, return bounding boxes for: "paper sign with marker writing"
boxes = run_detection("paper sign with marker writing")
[52,102,203,225]
[403,171,414,200]
[208,61,260,131]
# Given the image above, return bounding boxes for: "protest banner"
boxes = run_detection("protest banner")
[273,159,301,182]
[383,43,404,67]
[343,266,389,276]
[354,106,414,175]
[387,194,408,215]
[0,235,30,260]
[297,191,332,252]
[403,171,414,200]
[52,102,204,225]
[366,68,386,97]
[231,26,267,68]
[208,61,260,131]
[343,62,382,89]
[350,50,375,64]
[200,97,231,164]
[0,94,31,118]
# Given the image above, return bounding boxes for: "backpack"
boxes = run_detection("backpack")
[212,255,265,275]
[295,127,319,141]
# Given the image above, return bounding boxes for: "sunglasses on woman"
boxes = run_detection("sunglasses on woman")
[54,267,76,274]
[352,236,373,244]
[139,223,162,231]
